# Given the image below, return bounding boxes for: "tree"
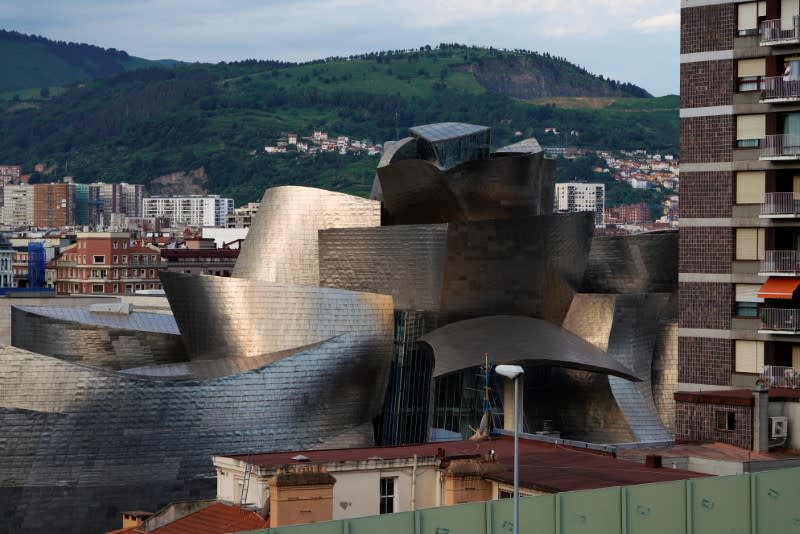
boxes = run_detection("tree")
[40,87,50,98]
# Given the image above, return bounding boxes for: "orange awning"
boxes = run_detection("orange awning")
[757,277,800,299]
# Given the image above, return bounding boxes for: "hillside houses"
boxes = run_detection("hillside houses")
[264,130,382,156]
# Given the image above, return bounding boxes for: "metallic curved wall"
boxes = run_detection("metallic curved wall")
[319,224,449,311]
[232,186,381,285]
[582,231,678,293]
[439,213,592,325]
[160,271,393,362]
[0,338,390,533]
[375,150,555,225]
[11,306,187,370]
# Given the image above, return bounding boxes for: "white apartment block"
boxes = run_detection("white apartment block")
[555,182,605,226]
[1,184,34,227]
[142,195,234,227]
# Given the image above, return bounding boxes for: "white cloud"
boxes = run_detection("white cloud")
[632,12,680,32]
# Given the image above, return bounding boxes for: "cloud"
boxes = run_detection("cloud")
[632,12,679,32]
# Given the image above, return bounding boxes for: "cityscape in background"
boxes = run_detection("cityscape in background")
[4,1,800,533]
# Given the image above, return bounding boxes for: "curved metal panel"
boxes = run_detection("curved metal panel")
[582,231,678,293]
[418,315,638,381]
[319,224,449,311]
[232,186,381,284]
[563,293,674,443]
[439,213,593,325]
[160,271,393,361]
[11,306,187,370]
[376,150,555,225]
[0,333,392,533]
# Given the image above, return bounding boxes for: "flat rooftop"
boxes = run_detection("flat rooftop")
[220,435,705,493]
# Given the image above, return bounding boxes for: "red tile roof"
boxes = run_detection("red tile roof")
[152,503,267,534]
[223,435,704,493]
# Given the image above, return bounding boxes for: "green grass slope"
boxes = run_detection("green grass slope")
[0,30,159,93]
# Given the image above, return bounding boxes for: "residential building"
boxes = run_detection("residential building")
[555,182,605,225]
[0,165,21,185]
[0,234,13,288]
[54,232,165,295]
[1,184,34,227]
[32,182,75,227]
[226,202,260,228]
[605,202,651,225]
[142,195,234,227]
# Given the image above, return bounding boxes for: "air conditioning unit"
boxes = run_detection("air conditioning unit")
[770,416,789,439]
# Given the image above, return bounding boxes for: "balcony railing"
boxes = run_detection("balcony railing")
[760,365,800,388]
[759,307,800,333]
[762,76,800,101]
[761,192,800,216]
[761,250,800,274]
[760,134,800,159]
[761,17,800,45]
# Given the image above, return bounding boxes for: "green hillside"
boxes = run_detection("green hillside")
[0,43,677,205]
[0,30,157,93]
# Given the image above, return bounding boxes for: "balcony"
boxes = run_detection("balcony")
[760,17,800,46]
[760,250,800,276]
[760,77,800,103]
[760,134,800,160]
[759,308,800,334]
[760,364,800,388]
[761,192,800,218]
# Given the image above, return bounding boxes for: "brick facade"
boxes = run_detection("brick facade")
[680,60,735,109]
[679,282,732,330]
[675,401,752,449]
[680,4,736,54]
[678,337,733,386]
[679,227,733,273]
[680,171,733,218]
[679,115,734,164]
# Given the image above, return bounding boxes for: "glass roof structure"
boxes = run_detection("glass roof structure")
[408,122,491,169]
[409,123,490,143]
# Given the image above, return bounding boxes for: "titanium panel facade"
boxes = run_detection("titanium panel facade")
[0,339,390,533]
[439,213,593,325]
[11,306,187,370]
[232,186,380,284]
[375,151,556,225]
[318,224,449,311]
[160,271,393,362]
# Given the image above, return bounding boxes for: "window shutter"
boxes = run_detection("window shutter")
[738,58,765,78]
[736,171,765,204]
[735,340,764,374]
[737,115,766,140]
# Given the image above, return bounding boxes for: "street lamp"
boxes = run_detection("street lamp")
[495,364,524,534]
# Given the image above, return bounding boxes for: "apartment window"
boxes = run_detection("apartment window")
[113,255,118,264]
[735,171,766,204]
[132,269,138,277]
[149,269,155,278]
[715,410,736,431]
[92,284,104,294]
[735,228,766,260]
[125,284,133,294]
[113,241,118,249]
[736,114,766,148]
[737,1,766,35]
[735,339,765,374]
[737,58,765,92]
[122,256,128,264]
[93,255,104,264]
[123,269,128,278]
[735,284,763,318]
[151,255,156,263]
[112,284,118,294]
[122,242,127,249]
[379,477,395,514]
[112,269,118,279]
[72,283,78,292]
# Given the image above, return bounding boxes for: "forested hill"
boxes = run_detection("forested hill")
[0,30,158,92]
[0,42,676,204]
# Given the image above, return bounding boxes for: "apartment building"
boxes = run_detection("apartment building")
[32,183,75,228]
[54,232,165,295]
[680,0,800,392]
[554,182,605,225]
[226,202,260,228]
[1,184,34,227]
[142,195,234,227]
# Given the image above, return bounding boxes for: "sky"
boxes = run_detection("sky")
[0,0,680,96]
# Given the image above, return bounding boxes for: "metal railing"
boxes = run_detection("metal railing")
[760,364,800,388]
[761,192,800,216]
[759,308,800,332]
[761,17,800,43]
[761,134,800,158]
[761,250,800,273]
[762,76,800,99]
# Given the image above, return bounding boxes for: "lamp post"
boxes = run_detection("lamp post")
[495,364,524,534]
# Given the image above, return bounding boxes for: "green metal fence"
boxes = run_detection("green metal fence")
[251,467,800,534]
